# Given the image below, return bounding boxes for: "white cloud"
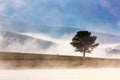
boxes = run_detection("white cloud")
[0,25,3,30]
[100,0,111,9]
[5,39,44,53]
[11,0,25,6]
[0,0,26,14]
[117,21,120,27]
[21,32,76,55]
[40,8,64,27]
[0,0,66,27]
[0,4,6,13]
[0,0,25,21]
[100,0,120,18]
[0,31,53,53]
[87,23,119,35]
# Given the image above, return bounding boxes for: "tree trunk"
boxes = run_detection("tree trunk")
[83,51,85,59]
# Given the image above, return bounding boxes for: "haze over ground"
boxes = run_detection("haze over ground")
[1,69,120,80]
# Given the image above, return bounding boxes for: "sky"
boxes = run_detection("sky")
[0,0,120,58]
[0,0,120,34]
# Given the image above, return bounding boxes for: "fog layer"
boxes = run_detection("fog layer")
[0,69,120,80]
[0,29,120,58]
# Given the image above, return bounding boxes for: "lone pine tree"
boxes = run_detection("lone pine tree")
[71,31,99,58]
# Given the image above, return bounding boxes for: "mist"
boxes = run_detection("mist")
[0,29,120,58]
[22,32,120,58]
[1,69,120,80]
[0,31,120,80]
[0,30,53,53]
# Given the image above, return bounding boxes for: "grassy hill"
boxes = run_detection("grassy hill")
[0,52,120,69]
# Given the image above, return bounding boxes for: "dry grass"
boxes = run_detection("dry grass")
[0,52,120,69]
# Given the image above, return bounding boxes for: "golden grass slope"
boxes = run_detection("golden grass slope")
[0,52,120,69]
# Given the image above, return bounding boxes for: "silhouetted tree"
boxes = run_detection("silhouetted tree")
[71,31,99,58]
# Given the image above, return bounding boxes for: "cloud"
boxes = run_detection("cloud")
[0,30,76,55]
[0,3,6,13]
[3,39,42,53]
[22,32,76,55]
[0,0,26,17]
[100,0,120,18]
[0,0,99,27]
[0,0,119,35]
[10,0,26,7]
[105,45,120,55]
[87,23,119,35]
[117,21,120,27]
[39,8,64,27]
[0,30,54,53]
[2,0,67,27]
